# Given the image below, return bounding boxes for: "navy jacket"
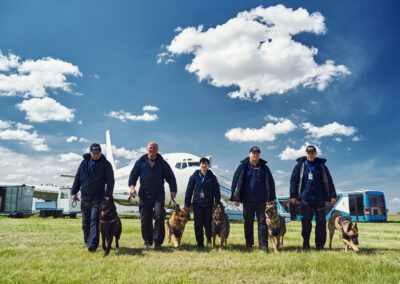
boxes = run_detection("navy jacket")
[128,154,177,199]
[230,157,276,202]
[71,153,115,202]
[290,157,336,202]
[185,170,221,207]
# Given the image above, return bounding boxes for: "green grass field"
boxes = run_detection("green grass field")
[0,214,399,284]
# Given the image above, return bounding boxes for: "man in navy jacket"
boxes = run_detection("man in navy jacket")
[290,145,336,250]
[185,157,221,248]
[71,143,115,252]
[230,146,276,252]
[129,142,177,250]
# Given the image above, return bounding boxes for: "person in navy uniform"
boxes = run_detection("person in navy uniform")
[185,157,221,248]
[71,143,115,252]
[290,145,337,250]
[128,141,177,250]
[230,146,276,252]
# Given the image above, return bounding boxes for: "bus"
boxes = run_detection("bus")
[277,190,387,222]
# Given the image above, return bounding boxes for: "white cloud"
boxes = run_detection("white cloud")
[78,120,83,125]
[301,122,357,138]
[66,136,78,143]
[0,52,20,71]
[15,123,33,130]
[225,117,296,142]
[0,120,12,129]
[59,152,82,166]
[142,105,160,112]
[0,53,81,98]
[278,143,322,160]
[16,97,75,122]
[0,129,49,151]
[0,146,75,185]
[391,198,400,204]
[66,136,88,143]
[162,5,349,101]
[106,110,158,122]
[334,137,342,142]
[110,145,147,161]
[352,136,362,142]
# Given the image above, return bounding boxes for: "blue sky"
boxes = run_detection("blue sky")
[0,1,399,212]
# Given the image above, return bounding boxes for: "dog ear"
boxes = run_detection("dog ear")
[347,222,353,232]
[354,222,358,230]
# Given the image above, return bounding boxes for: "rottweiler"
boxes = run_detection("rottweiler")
[99,198,122,256]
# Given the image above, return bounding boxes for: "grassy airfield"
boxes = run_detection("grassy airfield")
[0,214,399,283]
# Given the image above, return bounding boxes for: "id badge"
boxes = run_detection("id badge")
[308,172,313,180]
[200,191,205,199]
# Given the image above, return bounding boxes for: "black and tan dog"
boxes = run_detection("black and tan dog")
[265,201,286,253]
[166,205,190,248]
[328,211,359,252]
[99,198,122,256]
[212,204,230,251]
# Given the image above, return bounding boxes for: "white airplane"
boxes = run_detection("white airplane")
[105,130,243,218]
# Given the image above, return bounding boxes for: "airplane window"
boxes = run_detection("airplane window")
[188,162,200,167]
[181,163,187,169]
[175,163,182,169]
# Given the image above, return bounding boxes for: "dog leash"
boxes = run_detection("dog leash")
[167,198,179,210]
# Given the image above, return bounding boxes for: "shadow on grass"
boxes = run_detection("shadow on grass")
[117,246,145,256]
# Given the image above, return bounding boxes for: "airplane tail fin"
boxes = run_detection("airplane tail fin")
[106,130,117,171]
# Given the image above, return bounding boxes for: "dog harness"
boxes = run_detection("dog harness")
[100,217,119,224]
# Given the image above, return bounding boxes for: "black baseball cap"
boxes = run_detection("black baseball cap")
[249,146,261,153]
[90,143,102,153]
[305,145,317,153]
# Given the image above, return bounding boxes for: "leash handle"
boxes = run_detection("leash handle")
[71,200,77,208]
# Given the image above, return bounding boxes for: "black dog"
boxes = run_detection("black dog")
[99,198,122,256]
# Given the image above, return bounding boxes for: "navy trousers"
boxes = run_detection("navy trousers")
[300,200,327,248]
[243,202,268,248]
[139,195,166,246]
[193,205,212,246]
[81,201,100,249]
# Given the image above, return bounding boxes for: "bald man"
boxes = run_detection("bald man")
[128,142,177,250]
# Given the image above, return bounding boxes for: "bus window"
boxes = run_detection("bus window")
[188,162,200,167]
[175,163,182,169]
[181,163,187,169]
[278,199,290,213]
[349,194,364,218]
[368,194,386,215]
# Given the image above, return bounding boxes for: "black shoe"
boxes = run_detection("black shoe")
[316,246,325,251]
[154,244,162,251]
[260,246,269,253]
[88,246,97,252]
[144,243,151,250]
[197,244,204,249]
[246,244,253,250]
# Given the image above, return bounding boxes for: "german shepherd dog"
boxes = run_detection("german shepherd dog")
[328,211,359,252]
[166,205,190,248]
[211,204,230,251]
[265,201,286,253]
[99,198,122,256]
